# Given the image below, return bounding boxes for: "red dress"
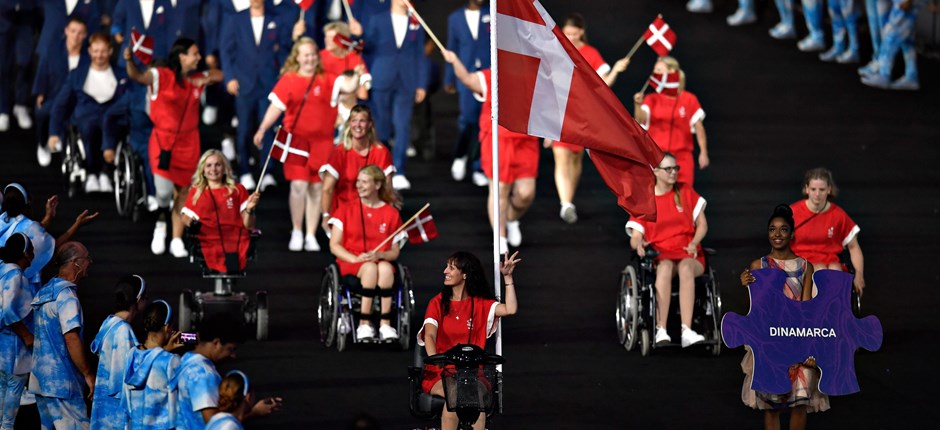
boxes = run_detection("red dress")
[476,70,539,183]
[553,44,609,153]
[269,72,341,183]
[790,201,860,266]
[148,67,206,187]
[180,185,252,274]
[319,144,394,212]
[328,201,403,276]
[626,186,706,268]
[640,91,705,185]
[418,294,499,393]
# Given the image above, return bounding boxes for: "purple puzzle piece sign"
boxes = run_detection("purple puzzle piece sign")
[721,268,882,396]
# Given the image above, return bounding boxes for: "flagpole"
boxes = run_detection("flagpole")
[368,203,430,253]
[623,36,645,61]
[341,0,353,21]
[401,0,446,53]
[255,126,281,192]
[490,0,503,363]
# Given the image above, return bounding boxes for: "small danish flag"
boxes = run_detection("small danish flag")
[403,208,438,244]
[643,17,677,57]
[130,28,154,65]
[270,128,310,166]
[333,33,364,53]
[648,71,680,96]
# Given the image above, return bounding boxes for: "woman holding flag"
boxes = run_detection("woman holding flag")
[253,36,348,252]
[125,38,223,258]
[328,165,404,341]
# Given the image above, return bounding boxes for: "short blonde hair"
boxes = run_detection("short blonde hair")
[323,21,351,38]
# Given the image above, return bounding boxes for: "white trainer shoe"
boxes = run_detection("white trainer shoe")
[240,173,256,191]
[560,203,578,224]
[451,156,467,181]
[259,174,277,191]
[392,175,411,190]
[288,230,303,252]
[85,175,100,193]
[654,327,671,345]
[202,106,218,125]
[13,105,31,130]
[147,196,160,212]
[379,324,399,340]
[151,221,167,255]
[472,171,489,187]
[0,114,9,132]
[221,137,236,161]
[98,173,113,193]
[169,238,189,258]
[304,234,320,251]
[37,144,51,167]
[356,324,375,340]
[681,325,705,348]
[506,220,522,247]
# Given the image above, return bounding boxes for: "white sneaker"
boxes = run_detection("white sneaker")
[288,230,303,252]
[85,174,100,193]
[560,203,578,224]
[654,327,671,345]
[304,234,320,251]
[471,171,489,187]
[506,220,522,247]
[681,326,705,348]
[686,0,713,13]
[240,173,256,190]
[147,196,160,212]
[768,23,796,40]
[231,116,239,129]
[0,114,9,132]
[221,137,236,161]
[392,175,411,190]
[37,144,51,167]
[151,221,167,255]
[259,174,277,191]
[406,145,417,158]
[379,324,399,340]
[202,106,218,125]
[13,105,31,130]
[797,36,825,52]
[356,324,375,340]
[726,9,756,26]
[169,238,189,258]
[98,173,113,193]
[450,156,467,181]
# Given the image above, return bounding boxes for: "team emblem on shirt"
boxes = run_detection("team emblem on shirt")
[676,203,684,213]
[827,227,834,238]
[314,85,322,97]
[226,198,234,209]
[678,106,687,119]
[378,222,388,234]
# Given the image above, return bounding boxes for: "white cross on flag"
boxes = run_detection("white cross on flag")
[333,33,364,53]
[130,29,154,65]
[403,209,438,244]
[649,70,680,96]
[643,16,677,57]
[270,128,310,167]
[495,0,665,220]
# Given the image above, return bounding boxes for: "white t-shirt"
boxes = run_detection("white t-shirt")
[391,14,408,49]
[68,55,80,71]
[327,0,342,20]
[231,0,250,12]
[464,9,480,40]
[140,0,155,29]
[251,16,265,46]
[83,67,118,103]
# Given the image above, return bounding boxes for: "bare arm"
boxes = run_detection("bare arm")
[375,242,400,262]
[241,192,260,229]
[495,251,520,317]
[200,408,219,423]
[801,264,816,301]
[64,330,95,399]
[694,119,709,169]
[9,321,33,348]
[441,50,482,94]
[124,48,153,86]
[253,104,284,147]
[423,322,438,356]
[629,229,646,258]
[633,93,647,124]
[55,210,100,249]
[320,175,337,231]
[741,259,762,286]
[846,237,865,297]
[684,212,708,257]
[601,57,630,87]
[328,225,360,264]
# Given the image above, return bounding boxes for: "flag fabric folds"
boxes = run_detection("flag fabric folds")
[403,209,438,244]
[294,0,315,11]
[270,128,310,166]
[495,0,665,220]
[643,16,677,57]
[649,71,680,96]
[130,29,154,65]
[333,33,364,53]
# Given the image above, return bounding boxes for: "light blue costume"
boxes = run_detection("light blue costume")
[686,0,714,14]
[861,0,923,90]
[29,277,89,430]
[727,0,757,26]
[123,346,180,430]
[859,0,891,73]
[172,352,221,430]
[819,0,860,63]
[204,412,243,430]
[0,212,54,291]
[89,315,138,429]
[0,261,33,429]
[797,0,826,51]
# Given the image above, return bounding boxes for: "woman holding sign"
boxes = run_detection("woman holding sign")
[328,165,404,341]
[253,37,347,252]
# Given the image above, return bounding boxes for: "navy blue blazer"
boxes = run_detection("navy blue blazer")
[32,41,83,100]
[362,11,428,93]
[0,1,38,34]
[443,5,490,88]
[37,0,101,60]
[112,0,173,68]
[49,59,128,138]
[166,0,204,47]
[220,8,290,96]
[350,0,389,36]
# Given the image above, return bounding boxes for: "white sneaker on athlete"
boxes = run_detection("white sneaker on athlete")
[451,156,467,181]
[379,324,399,340]
[147,196,160,212]
[356,324,375,340]
[0,114,9,132]
[507,220,522,247]
[221,137,236,161]
[240,173,256,190]
[98,173,113,193]
[202,106,218,125]
[560,203,578,224]
[259,174,277,191]
[471,171,489,187]
[288,230,303,252]
[151,221,167,255]
[304,234,320,251]
[392,175,411,190]
[85,175,100,193]
[169,238,188,258]
[13,105,31,130]
[37,144,51,167]
[681,326,705,348]
[654,327,671,345]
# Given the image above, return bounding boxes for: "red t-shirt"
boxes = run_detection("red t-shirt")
[180,185,251,273]
[270,72,340,169]
[320,48,369,76]
[790,201,860,265]
[319,144,395,212]
[148,67,206,186]
[328,201,403,276]
[578,43,610,76]
[475,69,531,143]
[626,186,705,265]
[640,91,704,185]
[418,294,499,393]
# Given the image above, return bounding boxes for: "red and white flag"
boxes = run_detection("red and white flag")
[403,209,438,244]
[648,71,680,96]
[270,128,310,166]
[333,33,364,53]
[495,0,665,220]
[643,16,677,57]
[294,0,315,11]
[130,28,154,65]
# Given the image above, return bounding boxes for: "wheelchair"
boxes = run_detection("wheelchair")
[317,261,414,352]
[179,223,269,341]
[113,139,148,222]
[59,125,85,198]
[407,343,503,429]
[616,247,722,356]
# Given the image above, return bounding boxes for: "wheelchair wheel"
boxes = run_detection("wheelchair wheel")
[639,328,650,357]
[113,141,137,218]
[61,133,85,199]
[318,266,340,347]
[255,291,269,341]
[708,273,722,356]
[179,290,195,332]
[617,266,640,351]
[336,309,349,352]
[398,264,415,351]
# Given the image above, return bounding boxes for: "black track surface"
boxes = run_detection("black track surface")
[2,0,939,428]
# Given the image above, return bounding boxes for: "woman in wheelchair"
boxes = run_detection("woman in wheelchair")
[790,168,866,297]
[626,153,708,348]
[418,251,520,430]
[180,150,260,274]
[328,165,403,341]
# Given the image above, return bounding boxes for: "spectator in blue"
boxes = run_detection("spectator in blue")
[861,0,924,90]
[29,241,96,430]
[819,0,860,63]
[444,0,489,185]
[221,0,291,192]
[0,0,38,133]
[89,275,147,429]
[348,0,391,56]
[111,0,173,62]
[352,0,429,191]
[48,32,128,194]
[37,0,101,64]
[0,233,35,429]
[0,184,55,292]
[122,299,183,430]
[204,370,253,430]
[33,17,88,168]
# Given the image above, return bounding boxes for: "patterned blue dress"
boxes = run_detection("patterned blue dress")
[123,346,181,429]
[0,262,34,427]
[172,352,221,430]
[90,315,139,428]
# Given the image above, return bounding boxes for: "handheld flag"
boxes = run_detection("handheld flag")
[648,71,680,96]
[130,29,154,65]
[294,0,315,11]
[643,16,677,57]
[333,33,364,53]
[403,209,438,244]
[270,128,310,166]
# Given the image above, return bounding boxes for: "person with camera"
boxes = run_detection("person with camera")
[123,299,185,430]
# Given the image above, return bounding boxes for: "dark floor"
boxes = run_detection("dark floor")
[2,0,939,428]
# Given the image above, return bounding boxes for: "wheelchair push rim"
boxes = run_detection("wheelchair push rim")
[318,266,340,347]
[617,265,640,351]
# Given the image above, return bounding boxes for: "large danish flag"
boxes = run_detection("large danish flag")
[643,17,677,57]
[496,0,664,219]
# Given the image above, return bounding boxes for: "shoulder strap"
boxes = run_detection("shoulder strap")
[289,74,319,132]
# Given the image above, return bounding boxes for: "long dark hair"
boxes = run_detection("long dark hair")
[114,275,146,312]
[167,37,197,87]
[2,183,29,217]
[440,252,495,316]
[0,232,32,264]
